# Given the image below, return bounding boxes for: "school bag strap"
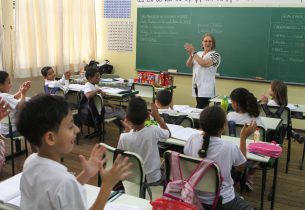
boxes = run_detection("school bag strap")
[170,151,183,181]
[261,104,285,118]
[184,159,221,210]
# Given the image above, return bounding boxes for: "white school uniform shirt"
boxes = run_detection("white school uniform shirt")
[227,111,263,127]
[191,50,221,98]
[184,134,246,205]
[117,125,170,183]
[20,154,87,210]
[0,93,19,135]
[45,75,69,93]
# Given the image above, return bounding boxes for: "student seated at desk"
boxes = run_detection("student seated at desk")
[118,97,170,184]
[260,80,288,107]
[227,88,263,126]
[84,67,125,121]
[17,94,132,210]
[0,71,32,137]
[41,66,71,94]
[184,106,256,210]
[155,89,174,113]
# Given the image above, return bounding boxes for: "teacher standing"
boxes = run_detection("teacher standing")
[184,33,221,109]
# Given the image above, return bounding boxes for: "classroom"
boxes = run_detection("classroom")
[1,0,305,210]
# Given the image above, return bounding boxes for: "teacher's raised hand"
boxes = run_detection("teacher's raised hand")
[184,43,195,55]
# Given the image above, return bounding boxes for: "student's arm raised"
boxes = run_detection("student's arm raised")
[150,103,170,135]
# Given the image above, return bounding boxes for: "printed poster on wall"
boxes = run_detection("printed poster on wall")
[107,21,133,52]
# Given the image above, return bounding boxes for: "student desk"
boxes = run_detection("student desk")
[165,136,279,210]
[68,84,138,102]
[85,184,152,210]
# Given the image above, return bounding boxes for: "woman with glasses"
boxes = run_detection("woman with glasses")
[184,33,221,109]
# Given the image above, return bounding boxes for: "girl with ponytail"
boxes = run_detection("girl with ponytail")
[184,106,256,210]
[227,88,263,126]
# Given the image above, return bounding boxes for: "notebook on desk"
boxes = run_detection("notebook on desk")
[167,124,202,141]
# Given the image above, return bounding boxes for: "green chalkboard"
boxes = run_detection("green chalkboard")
[136,7,305,84]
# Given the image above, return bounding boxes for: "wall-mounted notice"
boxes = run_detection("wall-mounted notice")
[137,0,302,7]
[107,21,133,52]
[104,0,131,18]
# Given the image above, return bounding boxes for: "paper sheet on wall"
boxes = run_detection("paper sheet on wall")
[108,21,133,52]
[104,0,131,18]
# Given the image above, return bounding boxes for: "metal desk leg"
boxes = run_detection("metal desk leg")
[285,137,291,173]
[270,159,279,210]
[300,143,305,170]
[261,164,267,210]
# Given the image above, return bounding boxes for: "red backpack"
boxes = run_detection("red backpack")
[163,151,222,210]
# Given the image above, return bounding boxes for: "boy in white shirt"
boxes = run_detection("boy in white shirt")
[83,67,125,120]
[17,94,132,210]
[41,66,71,94]
[0,71,31,137]
[118,97,170,184]
[155,89,174,113]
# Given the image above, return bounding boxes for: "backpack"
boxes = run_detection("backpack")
[261,104,287,144]
[160,113,188,125]
[0,138,5,172]
[163,152,221,210]
[78,94,105,129]
[98,60,113,74]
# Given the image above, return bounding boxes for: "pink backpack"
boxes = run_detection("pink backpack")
[163,151,221,210]
[248,141,282,158]
[0,139,5,171]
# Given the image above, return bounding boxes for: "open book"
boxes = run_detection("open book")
[0,173,21,207]
[167,124,202,141]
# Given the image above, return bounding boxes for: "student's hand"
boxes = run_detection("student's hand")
[0,98,10,120]
[97,89,105,97]
[150,102,160,119]
[64,70,71,80]
[260,93,268,104]
[99,154,132,189]
[78,144,105,180]
[20,81,32,94]
[240,121,256,141]
[121,118,132,133]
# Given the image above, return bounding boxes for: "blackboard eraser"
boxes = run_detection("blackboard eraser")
[255,76,264,80]
[168,69,177,73]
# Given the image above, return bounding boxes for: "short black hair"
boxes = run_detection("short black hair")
[41,66,52,77]
[156,89,172,107]
[0,71,9,84]
[127,97,147,125]
[85,66,99,80]
[16,94,70,147]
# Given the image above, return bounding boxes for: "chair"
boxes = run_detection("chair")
[225,122,266,141]
[0,202,19,210]
[2,116,28,175]
[179,116,194,128]
[98,143,148,199]
[78,94,104,142]
[163,151,221,199]
[44,85,80,144]
[259,104,292,173]
[132,83,155,106]
[93,94,120,141]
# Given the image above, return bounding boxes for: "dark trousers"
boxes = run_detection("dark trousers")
[194,88,211,109]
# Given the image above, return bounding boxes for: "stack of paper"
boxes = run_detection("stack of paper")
[0,173,21,207]
[167,124,202,141]
[100,87,126,94]
[173,105,203,114]
[104,203,141,210]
